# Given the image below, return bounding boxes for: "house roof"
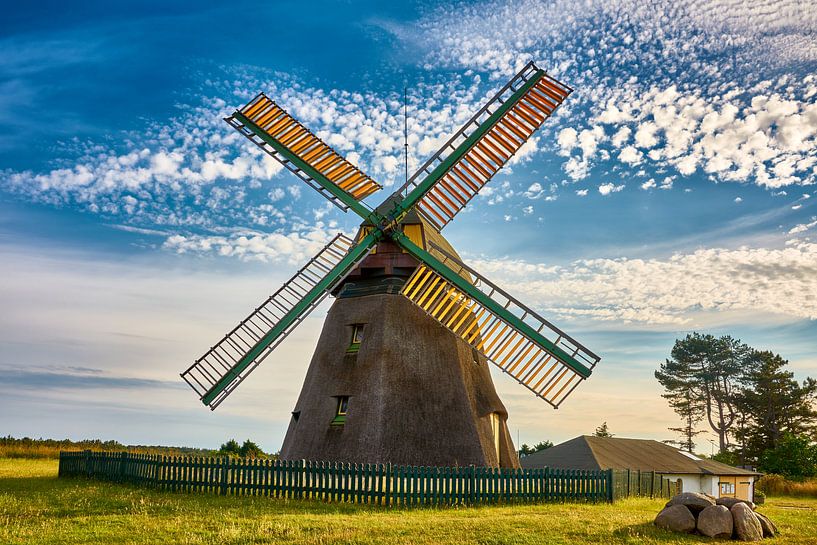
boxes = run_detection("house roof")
[520,436,761,476]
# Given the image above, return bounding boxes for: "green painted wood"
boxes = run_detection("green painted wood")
[393,233,592,379]
[231,111,374,221]
[390,70,546,223]
[58,451,675,506]
[201,230,381,406]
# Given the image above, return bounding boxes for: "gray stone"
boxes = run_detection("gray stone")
[755,512,778,538]
[697,505,734,538]
[665,492,717,513]
[717,496,756,510]
[731,502,763,541]
[655,504,696,534]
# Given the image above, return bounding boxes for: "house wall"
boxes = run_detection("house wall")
[662,474,707,495]
[660,474,754,501]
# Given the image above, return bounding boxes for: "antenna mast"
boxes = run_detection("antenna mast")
[404,86,409,185]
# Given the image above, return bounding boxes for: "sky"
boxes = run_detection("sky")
[1,0,816,455]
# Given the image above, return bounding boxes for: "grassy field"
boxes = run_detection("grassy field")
[2,458,816,545]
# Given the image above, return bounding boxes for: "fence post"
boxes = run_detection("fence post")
[220,457,229,496]
[298,459,305,499]
[84,449,92,479]
[606,468,614,503]
[119,451,127,483]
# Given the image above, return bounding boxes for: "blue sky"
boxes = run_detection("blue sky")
[1,0,816,454]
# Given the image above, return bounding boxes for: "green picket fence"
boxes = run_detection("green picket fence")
[610,468,674,500]
[59,451,614,505]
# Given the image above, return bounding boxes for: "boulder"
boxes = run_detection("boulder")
[655,504,696,534]
[697,505,734,538]
[755,512,778,538]
[665,492,717,513]
[731,502,763,541]
[717,497,756,510]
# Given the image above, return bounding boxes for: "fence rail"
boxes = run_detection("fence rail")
[611,468,674,500]
[58,451,672,506]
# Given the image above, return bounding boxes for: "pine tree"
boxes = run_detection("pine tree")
[218,439,241,457]
[664,390,705,453]
[737,351,817,463]
[239,439,265,459]
[594,422,613,437]
[655,333,752,452]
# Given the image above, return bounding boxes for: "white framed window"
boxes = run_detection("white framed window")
[719,481,735,495]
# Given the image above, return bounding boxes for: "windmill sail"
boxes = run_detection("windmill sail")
[397,62,571,230]
[181,232,377,409]
[398,240,598,408]
[226,93,381,214]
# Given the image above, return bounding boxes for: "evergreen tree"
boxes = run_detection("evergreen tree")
[519,440,553,456]
[239,439,265,459]
[218,439,241,456]
[655,333,752,452]
[594,422,613,437]
[737,351,817,463]
[664,390,706,453]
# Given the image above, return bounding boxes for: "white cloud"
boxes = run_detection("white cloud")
[575,189,588,196]
[524,182,543,199]
[470,240,817,325]
[634,122,659,149]
[598,182,625,196]
[611,127,632,148]
[641,179,656,190]
[557,127,578,156]
[734,197,743,203]
[618,146,643,165]
[788,217,817,235]
[402,0,817,190]
[162,227,338,265]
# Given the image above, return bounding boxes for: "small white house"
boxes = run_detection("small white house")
[521,435,761,502]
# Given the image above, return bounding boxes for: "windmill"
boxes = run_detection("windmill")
[181,62,601,468]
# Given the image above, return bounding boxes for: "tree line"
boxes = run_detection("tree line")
[656,333,817,476]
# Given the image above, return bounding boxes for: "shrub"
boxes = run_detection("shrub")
[756,473,817,497]
[758,433,817,478]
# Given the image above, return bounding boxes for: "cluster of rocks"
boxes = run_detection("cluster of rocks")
[655,492,778,541]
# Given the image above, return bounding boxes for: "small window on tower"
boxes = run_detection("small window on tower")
[331,396,349,425]
[347,324,364,353]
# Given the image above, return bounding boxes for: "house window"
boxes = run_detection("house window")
[347,324,364,353]
[331,396,349,425]
[719,481,735,495]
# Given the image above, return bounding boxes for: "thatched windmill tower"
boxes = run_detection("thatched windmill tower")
[182,62,601,469]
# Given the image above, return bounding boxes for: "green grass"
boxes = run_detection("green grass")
[2,458,816,545]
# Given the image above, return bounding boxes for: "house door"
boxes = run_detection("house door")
[736,480,751,501]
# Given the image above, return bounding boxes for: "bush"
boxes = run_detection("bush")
[756,473,817,497]
[758,433,817,478]
[754,490,765,504]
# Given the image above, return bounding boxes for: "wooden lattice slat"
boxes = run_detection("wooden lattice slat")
[401,263,592,408]
[235,93,382,201]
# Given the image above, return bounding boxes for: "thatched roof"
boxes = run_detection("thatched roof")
[520,436,760,476]
[280,220,518,468]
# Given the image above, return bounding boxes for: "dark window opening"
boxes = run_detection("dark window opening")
[291,410,300,423]
[347,324,364,353]
[331,396,349,425]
